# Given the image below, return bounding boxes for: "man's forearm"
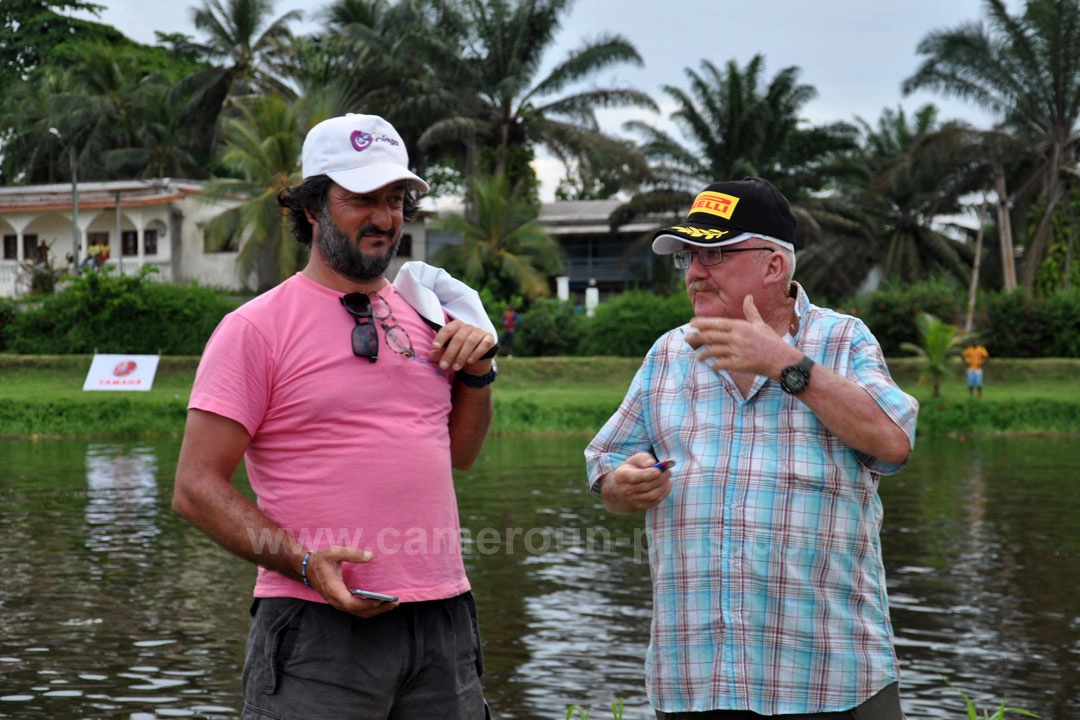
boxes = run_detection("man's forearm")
[796,365,912,465]
[448,383,493,470]
[173,475,307,581]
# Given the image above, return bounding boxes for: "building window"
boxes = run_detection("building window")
[22,234,38,261]
[2,235,15,260]
[398,233,413,258]
[144,229,158,256]
[121,230,138,257]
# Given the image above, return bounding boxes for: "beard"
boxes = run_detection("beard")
[315,208,400,282]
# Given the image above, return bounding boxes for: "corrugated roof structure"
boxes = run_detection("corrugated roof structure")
[538,199,667,235]
[0,180,199,213]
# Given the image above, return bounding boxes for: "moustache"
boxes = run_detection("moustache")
[355,224,396,242]
[687,280,718,294]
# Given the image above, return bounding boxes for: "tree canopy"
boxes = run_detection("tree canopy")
[4,0,1080,303]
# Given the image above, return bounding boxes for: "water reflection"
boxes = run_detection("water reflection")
[0,440,248,719]
[881,437,1080,720]
[0,436,1077,719]
[85,444,160,561]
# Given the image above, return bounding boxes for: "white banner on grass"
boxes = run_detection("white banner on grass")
[83,354,161,392]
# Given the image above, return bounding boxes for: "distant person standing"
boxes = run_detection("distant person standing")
[500,304,521,358]
[82,240,102,269]
[962,340,990,399]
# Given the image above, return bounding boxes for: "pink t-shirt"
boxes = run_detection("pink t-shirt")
[189,272,470,603]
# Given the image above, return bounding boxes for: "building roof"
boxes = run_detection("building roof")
[538,199,667,236]
[0,180,201,214]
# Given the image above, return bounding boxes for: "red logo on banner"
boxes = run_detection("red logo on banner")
[113,361,137,377]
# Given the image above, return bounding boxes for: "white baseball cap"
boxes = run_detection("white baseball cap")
[301,113,429,194]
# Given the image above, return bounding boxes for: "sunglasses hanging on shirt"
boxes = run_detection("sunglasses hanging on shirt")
[341,293,378,362]
[340,292,415,362]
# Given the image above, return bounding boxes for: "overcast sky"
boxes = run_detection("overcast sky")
[71,0,1006,199]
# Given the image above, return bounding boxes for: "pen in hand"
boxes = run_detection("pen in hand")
[652,459,676,471]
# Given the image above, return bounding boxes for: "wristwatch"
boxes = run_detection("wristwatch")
[455,360,498,388]
[779,355,815,395]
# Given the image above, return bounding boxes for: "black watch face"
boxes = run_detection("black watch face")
[781,366,808,394]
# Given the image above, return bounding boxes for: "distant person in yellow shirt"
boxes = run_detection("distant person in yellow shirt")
[962,340,990,399]
[82,241,102,270]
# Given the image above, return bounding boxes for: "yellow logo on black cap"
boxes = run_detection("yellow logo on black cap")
[670,226,729,240]
[690,191,739,219]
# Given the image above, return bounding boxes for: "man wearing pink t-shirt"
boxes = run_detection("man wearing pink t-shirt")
[173,114,498,719]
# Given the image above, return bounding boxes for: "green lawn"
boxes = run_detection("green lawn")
[1,354,1078,438]
[0,354,198,401]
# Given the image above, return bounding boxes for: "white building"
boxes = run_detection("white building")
[0,180,431,298]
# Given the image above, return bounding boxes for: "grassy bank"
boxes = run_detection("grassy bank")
[1,354,1078,439]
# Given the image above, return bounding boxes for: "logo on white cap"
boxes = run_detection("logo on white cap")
[302,114,428,194]
[351,131,374,152]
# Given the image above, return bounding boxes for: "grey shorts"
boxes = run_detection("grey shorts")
[654,682,904,719]
[240,592,490,720]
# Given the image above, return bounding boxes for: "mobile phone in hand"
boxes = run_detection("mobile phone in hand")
[350,589,398,603]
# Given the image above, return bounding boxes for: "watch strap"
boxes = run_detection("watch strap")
[455,366,497,388]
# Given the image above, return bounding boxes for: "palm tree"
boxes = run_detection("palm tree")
[200,93,310,290]
[283,0,402,103]
[900,312,964,397]
[614,56,861,299]
[622,56,857,205]
[190,0,302,102]
[413,0,656,202]
[0,68,81,184]
[800,105,981,296]
[432,173,565,301]
[1,36,223,184]
[903,0,1080,291]
[103,82,210,179]
[67,45,168,173]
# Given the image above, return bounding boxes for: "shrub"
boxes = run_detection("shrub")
[578,290,693,357]
[844,280,1078,359]
[516,298,584,357]
[981,288,1080,358]
[981,289,1045,358]
[1,266,239,355]
[854,278,965,356]
[1042,290,1080,357]
[0,297,16,352]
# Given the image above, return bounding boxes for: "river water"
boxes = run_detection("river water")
[0,435,1076,719]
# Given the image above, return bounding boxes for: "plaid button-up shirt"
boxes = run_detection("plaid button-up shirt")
[585,285,919,715]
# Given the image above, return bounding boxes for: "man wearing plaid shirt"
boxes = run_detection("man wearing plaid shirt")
[586,178,919,719]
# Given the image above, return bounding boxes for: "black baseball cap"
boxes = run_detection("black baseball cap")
[652,177,799,253]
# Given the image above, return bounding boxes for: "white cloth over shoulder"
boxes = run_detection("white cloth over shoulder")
[393,261,498,337]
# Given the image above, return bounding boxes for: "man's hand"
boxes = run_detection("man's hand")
[304,546,399,619]
[686,295,800,378]
[430,319,497,374]
[600,453,674,514]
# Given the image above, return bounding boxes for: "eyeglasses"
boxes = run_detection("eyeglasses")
[672,246,774,269]
[368,292,414,358]
[340,292,415,362]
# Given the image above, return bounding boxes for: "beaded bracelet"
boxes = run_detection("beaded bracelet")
[301,549,316,587]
